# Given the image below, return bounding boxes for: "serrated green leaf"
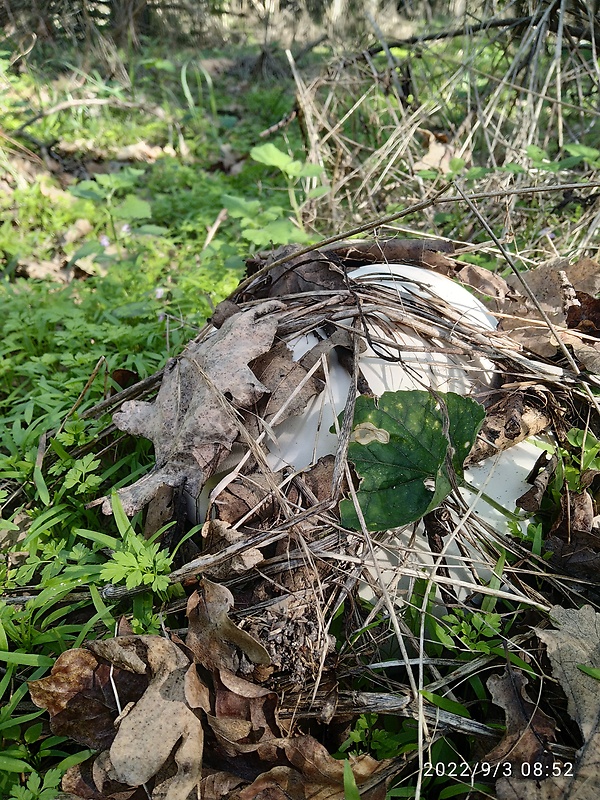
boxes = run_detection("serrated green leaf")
[222,194,261,217]
[243,219,312,246]
[564,143,599,160]
[339,391,484,531]
[526,144,548,161]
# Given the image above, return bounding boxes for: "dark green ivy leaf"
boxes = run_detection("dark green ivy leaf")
[339,391,485,531]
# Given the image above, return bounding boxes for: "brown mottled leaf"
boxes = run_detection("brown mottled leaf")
[29,648,147,751]
[566,291,600,336]
[102,301,284,515]
[87,636,208,798]
[497,605,600,799]
[186,579,270,670]
[484,669,557,767]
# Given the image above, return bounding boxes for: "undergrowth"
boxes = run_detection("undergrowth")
[0,17,597,799]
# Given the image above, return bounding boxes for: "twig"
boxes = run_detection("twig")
[202,208,227,251]
[232,180,600,301]
[13,98,156,136]
[365,13,547,52]
[232,183,452,298]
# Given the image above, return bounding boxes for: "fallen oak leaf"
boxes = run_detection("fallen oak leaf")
[496,605,600,799]
[29,648,148,751]
[186,579,270,671]
[209,668,280,760]
[87,636,209,800]
[102,300,284,516]
[483,669,557,768]
[231,735,389,800]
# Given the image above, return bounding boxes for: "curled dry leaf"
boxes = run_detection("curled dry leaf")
[516,453,558,513]
[232,735,388,800]
[484,669,557,768]
[201,518,264,576]
[243,245,347,299]
[209,668,280,760]
[185,579,270,671]
[102,301,284,515]
[500,257,600,358]
[545,491,600,581]
[466,393,551,465]
[88,636,209,800]
[497,605,600,800]
[28,647,148,751]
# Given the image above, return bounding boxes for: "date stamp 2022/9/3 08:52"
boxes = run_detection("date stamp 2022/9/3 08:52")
[423,760,574,781]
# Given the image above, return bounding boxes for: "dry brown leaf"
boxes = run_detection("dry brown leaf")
[228,736,388,800]
[201,519,264,575]
[185,579,270,670]
[413,130,455,174]
[61,750,142,799]
[496,605,600,799]
[484,669,557,767]
[88,636,208,799]
[545,492,600,580]
[102,301,284,515]
[516,453,558,513]
[466,395,551,465]
[561,333,600,375]
[243,246,347,299]
[201,770,246,800]
[251,341,323,425]
[457,263,513,305]
[209,668,280,760]
[29,648,148,751]
[501,257,600,357]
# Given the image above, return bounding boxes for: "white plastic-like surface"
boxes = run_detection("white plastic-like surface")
[265,263,498,473]
[196,264,541,601]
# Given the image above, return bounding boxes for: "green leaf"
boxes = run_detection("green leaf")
[33,465,50,505]
[74,527,119,550]
[339,391,484,531]
[69,181,107,201]
[439,784,492,799]
[0,755,34,772]
[67,241,103,267]
[501,162,526,174]
[222,194,261,217]
[111,491,135,538]
[298,163,325,178]
[564,143,600,160]
[113,195,152,221]
[307,185,330,199]
[449,157,465,173]
[343,760,361,800]
[136,224,169,236]
[0,651,54,667]
[243,219,313,246]
[577,664,600,680]
[526,145,548,161]
[250,143,293,171]
[420,689,471,718]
